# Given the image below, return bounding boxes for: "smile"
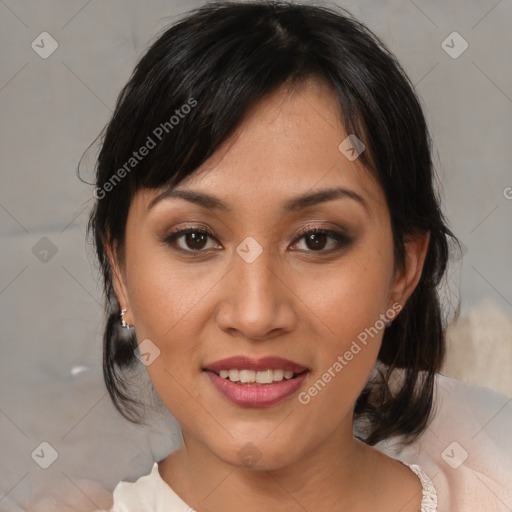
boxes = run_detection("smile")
[218,368,297,384]
[203,356,309,407]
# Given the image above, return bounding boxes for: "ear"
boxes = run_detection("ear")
[105,239,134,326]
[389,231,430,309]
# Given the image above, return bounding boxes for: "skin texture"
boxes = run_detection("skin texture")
[109,78,430,511]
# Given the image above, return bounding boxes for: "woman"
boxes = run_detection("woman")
[88,2,509,511]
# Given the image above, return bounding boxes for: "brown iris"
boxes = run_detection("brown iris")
[304,232,327,250]
[185,232,208,250]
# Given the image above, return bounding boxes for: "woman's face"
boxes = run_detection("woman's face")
[111,78,427,470]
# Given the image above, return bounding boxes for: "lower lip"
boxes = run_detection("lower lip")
[205,371,308,407]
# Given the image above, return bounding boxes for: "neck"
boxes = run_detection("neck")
[159,422,384,512]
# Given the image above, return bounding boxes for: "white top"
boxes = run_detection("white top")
[105,462,195,512]
[104,460,437,512]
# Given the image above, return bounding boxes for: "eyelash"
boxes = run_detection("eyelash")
[163,225,352,255]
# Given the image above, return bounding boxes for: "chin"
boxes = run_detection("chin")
[206,434,308,472]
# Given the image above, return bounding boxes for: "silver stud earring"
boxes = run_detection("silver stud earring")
[120,308,131,329]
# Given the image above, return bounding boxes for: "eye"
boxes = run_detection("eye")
[291,227,352,252]
[163,225,352,255]
[163,228,221,252]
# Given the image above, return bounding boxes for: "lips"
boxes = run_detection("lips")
[203,355,308,374]
[203,356,309,407]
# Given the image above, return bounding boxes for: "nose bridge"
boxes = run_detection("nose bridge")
[216,236,295,339]
[233,238,279,310]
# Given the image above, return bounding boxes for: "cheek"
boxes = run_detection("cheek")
[293,240,394,409]
[123,247,213,404]
[125,251,209,427]
[296,241,394,343]
[125,244,214,342]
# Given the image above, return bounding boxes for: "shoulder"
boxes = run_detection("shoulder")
[377,374,512,511]
[98,462,195,512]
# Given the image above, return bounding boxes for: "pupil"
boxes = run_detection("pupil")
[186,232,207,250]
[306,232,326,250]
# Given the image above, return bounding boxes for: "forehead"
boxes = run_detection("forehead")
[137,78,385,217]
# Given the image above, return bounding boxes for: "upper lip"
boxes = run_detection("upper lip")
[203,356,308,374]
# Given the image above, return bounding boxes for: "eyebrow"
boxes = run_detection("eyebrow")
[147,186,370,216]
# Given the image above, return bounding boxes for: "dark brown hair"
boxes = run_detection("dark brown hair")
[86,0,458,445]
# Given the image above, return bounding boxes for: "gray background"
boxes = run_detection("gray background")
[1,0,511,509]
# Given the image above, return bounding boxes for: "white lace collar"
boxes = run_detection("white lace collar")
[408,464,438,511]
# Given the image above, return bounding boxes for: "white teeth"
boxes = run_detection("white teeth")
[217,368,298,383]
[255,369,274,384]
[239,370,256,383]
[273,369,284,381]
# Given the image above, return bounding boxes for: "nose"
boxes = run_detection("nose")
[215,246,297,341]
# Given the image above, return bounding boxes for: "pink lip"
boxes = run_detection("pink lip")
[203,355,307,374]
[205,370,309,408]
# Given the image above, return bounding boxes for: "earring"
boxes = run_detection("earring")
[120,308,131,329]
[385,321,393,328]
